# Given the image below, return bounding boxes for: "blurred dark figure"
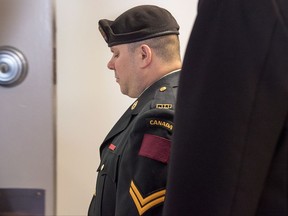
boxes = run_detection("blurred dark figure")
[163,0,288,215]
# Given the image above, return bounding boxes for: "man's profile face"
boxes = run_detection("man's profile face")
[107,44,145,98]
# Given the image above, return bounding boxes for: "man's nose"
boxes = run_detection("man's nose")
[107,60,114,70]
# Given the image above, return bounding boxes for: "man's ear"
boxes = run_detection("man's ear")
[139,44,152,68]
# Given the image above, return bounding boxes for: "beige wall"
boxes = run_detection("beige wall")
[56,0,198,215]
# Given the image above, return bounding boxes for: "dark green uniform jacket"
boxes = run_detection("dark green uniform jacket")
[88,71,179,216]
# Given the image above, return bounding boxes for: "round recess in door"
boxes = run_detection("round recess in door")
[0,46,28,87]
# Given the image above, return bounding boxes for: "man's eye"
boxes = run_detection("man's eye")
[114,53,119,58]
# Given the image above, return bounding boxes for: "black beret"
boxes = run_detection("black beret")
[98,5,180,47]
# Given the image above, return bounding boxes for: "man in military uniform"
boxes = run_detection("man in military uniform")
[88,5,181,216]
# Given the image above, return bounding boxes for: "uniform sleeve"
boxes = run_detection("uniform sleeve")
[116,108,174,216]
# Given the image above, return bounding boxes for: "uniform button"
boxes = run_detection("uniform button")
[159,86,167,92]
[100,164,105,171]
[131,100,138,110]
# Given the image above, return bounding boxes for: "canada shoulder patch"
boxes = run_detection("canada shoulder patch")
[138,134,171,163]
[147,119,173,132]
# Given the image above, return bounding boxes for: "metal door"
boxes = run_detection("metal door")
[0,0,55,215]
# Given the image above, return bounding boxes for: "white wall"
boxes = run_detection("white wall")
[56,0,198,215]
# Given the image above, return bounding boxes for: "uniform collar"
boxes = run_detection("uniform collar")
[130,70,180,114]
[137,69,181,98]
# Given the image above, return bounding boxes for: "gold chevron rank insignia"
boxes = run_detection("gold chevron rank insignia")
[129,180,166,215]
